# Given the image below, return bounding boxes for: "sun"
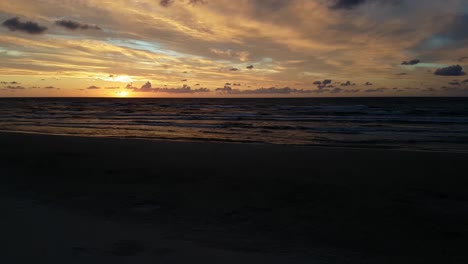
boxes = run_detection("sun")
[116,91,129,97]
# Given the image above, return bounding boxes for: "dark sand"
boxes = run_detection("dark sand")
[1,132,468,263]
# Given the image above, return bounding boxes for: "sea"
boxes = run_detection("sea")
[1,97,468,152]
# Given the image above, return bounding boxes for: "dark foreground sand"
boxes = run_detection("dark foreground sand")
[1,132,468,263]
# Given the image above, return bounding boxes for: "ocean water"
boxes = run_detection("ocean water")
[1,97,468,152]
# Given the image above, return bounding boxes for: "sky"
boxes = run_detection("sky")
[0,0,467,97]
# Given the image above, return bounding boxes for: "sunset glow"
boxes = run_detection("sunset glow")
[0,0,467,97]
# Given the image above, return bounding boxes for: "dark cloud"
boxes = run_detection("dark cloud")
[44,86,57,89]
[214,86,347,95]
[105,87,120,89]
[313,81,322,85]
[230,68,239,71]
[215,86,233,92]
[87,85,100,89]
[422,87,437,93]
[365,87,387,93]
[330,0,367,9]
[140,81,153,91]
[365,82,373,86]
[246,65,254,70]
[434,65,466,76]
[2,17,47,34]
[5,86,26,90]
[160,0,174,7]
[188,0,206,4]
[401,59,420,65]
[330,88,343,93]
[441,86,468,93]
[225,83,232,86]
[343,89,361,93]
[133,83,210,93]
[340,81,356,86]
[448,81,460,86]
[457,57,468,63]
[396,73,408,76]
[155,85,210,93]
[323,79,332,85]
[462,79,468,84]
[330,0,401,10]
[55,20,101,30]
[125,84,139,90]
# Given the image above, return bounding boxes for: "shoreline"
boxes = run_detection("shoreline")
[2,131,468,263]
[1,129,465,154]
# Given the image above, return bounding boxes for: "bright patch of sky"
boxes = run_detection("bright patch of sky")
[107,39,188,58]
[422,36,453,49]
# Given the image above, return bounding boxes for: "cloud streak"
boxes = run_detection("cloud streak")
[55,20,101,30]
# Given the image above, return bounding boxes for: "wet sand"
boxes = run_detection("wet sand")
[1,131,468,263]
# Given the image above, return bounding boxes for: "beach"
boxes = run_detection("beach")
[1,131,468,263]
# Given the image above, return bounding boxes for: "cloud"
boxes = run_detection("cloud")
[5,86,26,90]
[159,0,174,7]
[126,84,138,89]
[188,0,206,4]
[87,85,100,89]
[462,79,468,84]
[330,0,367,9]
[330,88,343,93]
[330,0,400,10]
[55,20,101,30]
[230,68,239,71]
[133,83,210,93]
[246,65,254,70]
[215,86,337,95]
[312,79,333,89]
[401,59,420,65]
[215,86,233,92]
[340,81,356,86]
[155,85,210,93]
[2,17,47,34]
[210,49,250,62]
[365,87,387,93]
[140,81,153,91]
[365,82,373,86]
[434,65,466,76]
[44,86,57,89]
[457,57,468,62]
